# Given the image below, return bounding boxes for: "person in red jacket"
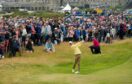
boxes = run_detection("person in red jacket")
[89,38,101,54]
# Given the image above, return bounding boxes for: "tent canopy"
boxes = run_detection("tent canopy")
[62,3,71,11]
[73,7,79,11]
[0,4,3,8]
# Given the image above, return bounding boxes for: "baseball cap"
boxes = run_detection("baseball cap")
[69,41,73,44]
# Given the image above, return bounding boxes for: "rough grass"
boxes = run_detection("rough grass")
[0,39,132,84]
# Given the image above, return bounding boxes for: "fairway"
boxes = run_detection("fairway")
[0,39,132,84]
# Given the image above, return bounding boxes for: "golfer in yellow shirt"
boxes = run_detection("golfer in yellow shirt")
[70,41,83,74]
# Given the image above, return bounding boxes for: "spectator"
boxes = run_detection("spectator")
[25,39,34,53]
[89,38,101,54]
[44,39,55,53]
[9,36,21,56]
[52,28,61,44]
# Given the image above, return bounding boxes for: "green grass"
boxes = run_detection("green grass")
[3,11,64,18]
[0,39,132,84]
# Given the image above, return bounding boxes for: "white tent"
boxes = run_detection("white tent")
[0,4,3,12]
[27,11,35,14]
[73,7,79,11]
[62,3,71,12]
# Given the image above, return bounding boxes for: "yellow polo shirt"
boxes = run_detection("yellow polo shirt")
[71,42,82,55]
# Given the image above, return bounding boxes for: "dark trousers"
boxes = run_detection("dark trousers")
[54,39,60,44]
[127,30,132,37]
[0,49,4,57]
[73,54,81,72]
[31,34,36,45]
[88,36,92,42]
[10,48,21,56]
[45,35,51,43]
[119,31,125,40]
[90,46,101,54]
[68,37,73,41]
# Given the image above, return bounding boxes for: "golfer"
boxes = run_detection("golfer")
[70,41,83,74]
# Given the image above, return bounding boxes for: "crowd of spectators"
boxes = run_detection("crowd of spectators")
[0,12,132,58]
